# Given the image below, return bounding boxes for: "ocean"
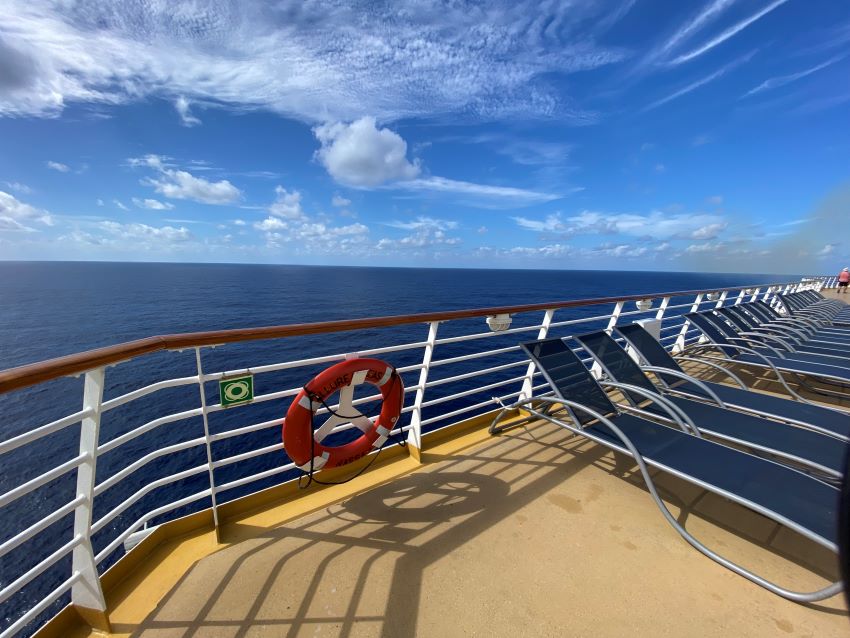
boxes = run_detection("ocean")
[0,262,794,634]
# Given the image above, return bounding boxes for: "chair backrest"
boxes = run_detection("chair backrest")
[714,307,752,332]
[520,338,617,427]
[614,323,684,386]
[742,302,773,324]
[573,331,658,406]
[725,304,764,330]
[683,313,738,357]
[754,300,783,319]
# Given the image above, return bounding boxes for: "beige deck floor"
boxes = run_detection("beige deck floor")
[123,420,847,638]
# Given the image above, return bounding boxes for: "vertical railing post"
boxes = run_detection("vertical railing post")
[715,290,728,308]
[749,287,760,303]
[655,296,670,322]
[194,348,221,542]
[591,301,623,378]
[674,293,704,353]
[71,367,111,633]
[762,286,773,303]
[407,321,439,461]
[520,309,555,400]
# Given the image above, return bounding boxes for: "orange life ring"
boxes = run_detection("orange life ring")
[283,358,404,472]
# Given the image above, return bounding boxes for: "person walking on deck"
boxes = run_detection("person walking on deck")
[839,267,850,293]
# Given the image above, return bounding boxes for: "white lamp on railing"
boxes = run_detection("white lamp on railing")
[486,313,513,332]
[706,292,720,301]
[743,288,753,295]
[635,299,653,311]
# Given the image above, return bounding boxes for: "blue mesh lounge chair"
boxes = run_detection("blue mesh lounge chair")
[713,306,850,362]
[573,329,846,482]
[726,303,850,349]
[744,302,850,343]
[753,299,850,337]
[489,337,841,602]
[614,322,850,442]
[781,292,850,327]
[683,311,850,399]
[687,311,850,372]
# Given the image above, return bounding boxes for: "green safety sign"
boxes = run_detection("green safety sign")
[219,375,254,407]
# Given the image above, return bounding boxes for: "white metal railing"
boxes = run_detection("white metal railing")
[0,275,829,637]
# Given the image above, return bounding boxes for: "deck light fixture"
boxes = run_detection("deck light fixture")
[635,299,653,311]
[706,292,720,301]
[486,313,512,332]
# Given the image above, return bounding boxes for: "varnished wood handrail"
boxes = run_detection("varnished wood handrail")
[0,282,796,394]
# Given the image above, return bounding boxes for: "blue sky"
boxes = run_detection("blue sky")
[0,0,848,272]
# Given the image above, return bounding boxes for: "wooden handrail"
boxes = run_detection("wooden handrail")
[0,282,795,395]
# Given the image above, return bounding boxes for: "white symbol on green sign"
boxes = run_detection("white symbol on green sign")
[219,375,254,407]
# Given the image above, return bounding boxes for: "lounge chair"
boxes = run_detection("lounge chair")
[614,322,850,441]
[727,304,850,349]
[683,311,850,400]
[781,293,850,326]
[573,330,846,481]
[687,311,850,372]
[713,306,850,362]
[489,337,841,602]
[746,301,850,343]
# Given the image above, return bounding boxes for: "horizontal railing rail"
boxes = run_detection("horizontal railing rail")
[0,282,818,395]
[0,274,831,638]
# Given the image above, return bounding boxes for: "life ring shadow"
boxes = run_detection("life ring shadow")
[340,471,510,526]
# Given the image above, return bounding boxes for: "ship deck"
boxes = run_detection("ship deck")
[46,288,850,637]
[74,414,850,632]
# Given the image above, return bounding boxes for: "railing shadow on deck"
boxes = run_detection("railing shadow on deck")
[119,412,844,637]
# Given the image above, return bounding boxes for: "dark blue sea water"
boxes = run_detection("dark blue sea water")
[0,262,794,635]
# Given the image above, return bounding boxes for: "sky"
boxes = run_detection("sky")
[0,0,849,273]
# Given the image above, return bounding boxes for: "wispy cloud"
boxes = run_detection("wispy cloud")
[400,177,560,206]
[644,51,756,111]
[792,92,850,115]
[669,0,790,65]
[46,161,70,172]
[657,0,737,59]
[174,96,201,127]
[0,1,625,123]
[743,54,846,97]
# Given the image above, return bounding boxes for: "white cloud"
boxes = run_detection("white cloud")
[513,210,727,241]
[253,185,371,255]
[254,217,287,231]
[314,119,560,206]
[817,243,838,257]
[332,195,351,207]
[707,195,723,205]
[654,163,666,173]
[129,155,241,204]
[46,161,70,172]
[400,176,559,206]
[269,186,305,219]
[743,54,846,97]
[0,1,624,122]
[0,190,53,231]
[669,0,790,65]
[378,219,460,250]
[96,198,104,206]
[3,181,31,194]
[113,199,128,211]
[132,197,175,210]
[99,220,192,243]
[175,96,201,126]
[233,219,246,226]
[592,243,649,258]
[314,117,421,187]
